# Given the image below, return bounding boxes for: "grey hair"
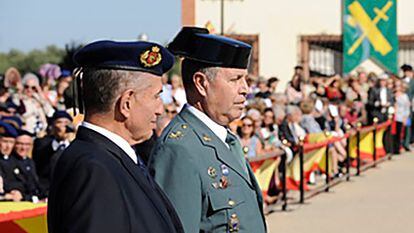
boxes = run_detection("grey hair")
[82,68,147,115]
[22,73,40,86]
[286,105,301,116]
[199,67,219,81]
[273,105,286,120]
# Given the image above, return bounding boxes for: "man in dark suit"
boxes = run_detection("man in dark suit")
[367,74,394,124]
[33,110,73,193]
[0,121,24,201]
[47,41,184,233]
[13,130,45,202]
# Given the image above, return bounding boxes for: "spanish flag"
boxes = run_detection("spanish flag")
[349,125,387,162]
[250,158,279,198]
[286,132,330,190]
[0,202,47,233]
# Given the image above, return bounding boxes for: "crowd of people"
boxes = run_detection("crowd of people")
[1,61,413,205]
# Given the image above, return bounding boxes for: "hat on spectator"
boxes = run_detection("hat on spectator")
[17,129,35,137]
[2,116,22,130]
[168,27,251,69]
[401,64,413,72]
[0,121,18,138]
[73,40,175,76]
[59,69,72,78]
[51,111,73,122]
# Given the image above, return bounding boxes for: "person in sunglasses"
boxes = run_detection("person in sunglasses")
[10,73,54,137]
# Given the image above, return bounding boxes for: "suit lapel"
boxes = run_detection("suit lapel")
[179,108,253,188]
[76,127,177,229]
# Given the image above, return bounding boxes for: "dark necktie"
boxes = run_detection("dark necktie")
[133,148,156,188]
[225,131,249,175]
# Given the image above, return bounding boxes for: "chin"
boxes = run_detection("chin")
[137,130,154,143]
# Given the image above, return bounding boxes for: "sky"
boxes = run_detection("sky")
[0,0,181,52]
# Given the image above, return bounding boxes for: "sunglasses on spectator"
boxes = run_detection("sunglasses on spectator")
[242,123,253,127]
[24,85,37,91]
[166,109,177,114]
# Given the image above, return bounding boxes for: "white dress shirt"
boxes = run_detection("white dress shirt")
[186,104,229,148]
[81,121,137,164]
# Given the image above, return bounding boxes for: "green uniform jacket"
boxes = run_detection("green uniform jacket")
[149,107,267,233]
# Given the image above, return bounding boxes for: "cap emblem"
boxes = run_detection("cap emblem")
[140,46,162,67]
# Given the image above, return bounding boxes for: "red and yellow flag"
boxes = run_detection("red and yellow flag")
[250,157,279,198]
[0,202,47,233]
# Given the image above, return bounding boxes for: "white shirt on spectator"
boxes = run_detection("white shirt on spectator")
[380,87,387,106]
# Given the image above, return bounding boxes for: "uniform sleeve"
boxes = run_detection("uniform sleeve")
[149,143,202,233]
[56,158,129,233]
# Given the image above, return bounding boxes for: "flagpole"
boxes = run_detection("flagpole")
[220,0,224,35]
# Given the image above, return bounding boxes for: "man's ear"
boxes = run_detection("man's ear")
[193,72,209,97]
[118,89,135,119]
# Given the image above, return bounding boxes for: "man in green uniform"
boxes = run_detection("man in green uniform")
[149,27,267,233]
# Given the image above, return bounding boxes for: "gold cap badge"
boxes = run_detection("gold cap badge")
[140,46,162,67]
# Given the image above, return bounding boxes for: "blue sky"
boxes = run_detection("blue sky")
[0,0,181,52]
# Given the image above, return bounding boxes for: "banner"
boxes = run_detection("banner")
[250,158,279,198]
[349,126,387,162]
[343,0,398,74]
[286,132,330,190]
[0,202,47,233]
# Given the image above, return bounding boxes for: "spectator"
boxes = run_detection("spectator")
[13,130,45,202]
[393,80,410,154]
[12,73,54,136]
[238,116,264,158]
[0,122,23,201]
[164,103,178,120]
[286,74,303,105]
[171,74,187,110]
[255,78,271,99]
[32,111,73,192]
[160,74,173,104]
[367,74,394,124]
[267,77,279,94]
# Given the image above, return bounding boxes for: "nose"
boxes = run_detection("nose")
[155,99,164,116]
[239,76,249,96]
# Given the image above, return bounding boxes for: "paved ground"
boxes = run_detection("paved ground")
[266,153,414,233]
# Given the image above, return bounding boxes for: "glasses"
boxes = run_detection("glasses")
[242,123,253,127]
[166,109,177,114]
[24,85,37,91]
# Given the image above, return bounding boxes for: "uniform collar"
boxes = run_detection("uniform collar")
[82,121,137,164]
[185,104,228,146]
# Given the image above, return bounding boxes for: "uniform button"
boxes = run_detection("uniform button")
[228,200,235,207]
[182,124,188,129]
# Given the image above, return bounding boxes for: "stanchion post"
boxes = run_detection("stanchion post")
[345,124,352,181]
[299,136,305,204]
[373,117,378,167]
[281,139,288,211]
[356,122,362,176]
[388,114,393,160]
[324,130,330,192]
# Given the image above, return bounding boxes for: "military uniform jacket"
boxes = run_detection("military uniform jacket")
[48,127,184,233]
[149,108,267,233]
[0,154,25,193]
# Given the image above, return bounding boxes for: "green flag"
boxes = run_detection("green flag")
[343,0,398,74]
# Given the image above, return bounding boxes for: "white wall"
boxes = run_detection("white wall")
[193,0,414,89]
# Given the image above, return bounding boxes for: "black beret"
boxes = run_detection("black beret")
[51,111,73,122]
[73,40,175,76]
[168,27,251,69]
[401,64,413,72]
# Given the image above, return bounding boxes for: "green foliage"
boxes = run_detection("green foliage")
[0,45,65,74]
